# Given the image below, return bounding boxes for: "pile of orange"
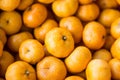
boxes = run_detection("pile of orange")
[0,0,120,80]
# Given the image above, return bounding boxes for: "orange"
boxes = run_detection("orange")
[23,3,47,28]
[59,16,83,43]
[0,11,22,35]
[52,0,78,17]
[86,59,111,80]
[17,0,34,10]
[111,37,120,59]
[98,9,120,27]
[111,18,120,39]
[109,58,120,79]
[65,46,92,73]
[7,31,33,52]
[0,51,14,77]
[45,27,74,58]
[92,49,112,62]
[36,56,67,80]
[79,0,93,4]
[83,21,106,50]
[116,0,120,4]
[0,28,7,45]
[19,39,45,64]
[103,35,115,50]
[5,61,36,80]
[97,0,118,9]
[65,76,84,80]
[77,3,100,22]
[34,19,58,44]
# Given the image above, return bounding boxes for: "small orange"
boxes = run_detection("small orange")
[36,56,67,80]
[65,76,84,80]
[5,61,36,80]
[38,0,55,4]
[97,0,118,9]
[65,46,92,73]
[34,19,58,44]
[83,21,106,50]
[0,51,14,77]
[79,0,93,4]
[109,58,120,79]
[45,27,74,58]
[86,59,111,80]
[0,40,3,57]
[59,16,83,43]
[111,18,120,39]
[98,9,120,27]
[92,49,112,62]
[77,3,100,22]
[19,39,45,64]
[52,0,78,17]
[111,37,120,59]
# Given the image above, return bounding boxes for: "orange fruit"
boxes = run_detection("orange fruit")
[65,76,84,80]
[98,9,120,27]
[109,58,120,79]
[0,28,7,45]
[19,39,45,64]
[45,27,74,58]
[79,0,93,4]
[111,18,120,39]
[59,16,83,43]
[116,0,120,4]
[34,19,58,44]
[5,61,36,80]
[23,3,47,28]
[103,35,115,50]
[86,59,111,80]
[83,21,106,50]
[92,49,112,62]
[38,0,55,4]
[7,31,33,52]
[97,0,118,9]
[77,3,100,22]
[0,51,14,77]
[52,0,78,17]
[17,0,34,10]
[36,56,67,80]
[65,46,92,73]
[111,37,120,59]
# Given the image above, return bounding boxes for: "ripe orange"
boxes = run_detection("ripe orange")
[5,61,36,80]
[79,0,93,4]
[86,59,111,80]
[109,58,120,79]
[83,21,106,50]
[34,19,58,43]
[65,76,84,80]
[45,27,74,58]
[98,9,120,27]
[0,40,3,57]
[19,39,45,64]
[111,18,120,39]
[92,49,112,62]
[0,28,7,45]
[65,46,92,73]
[38,0,55,4]
[77,3,100,22]
[36,56,67,80]
[59,16,83,43]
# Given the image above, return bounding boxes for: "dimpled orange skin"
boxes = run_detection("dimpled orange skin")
[65,46,92,73]
[77,3,100,22]
[83,21,106,50]
[23,3,47,28]
[45,28,74,58]
[52,0,78,17]
[59,16,83,43]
